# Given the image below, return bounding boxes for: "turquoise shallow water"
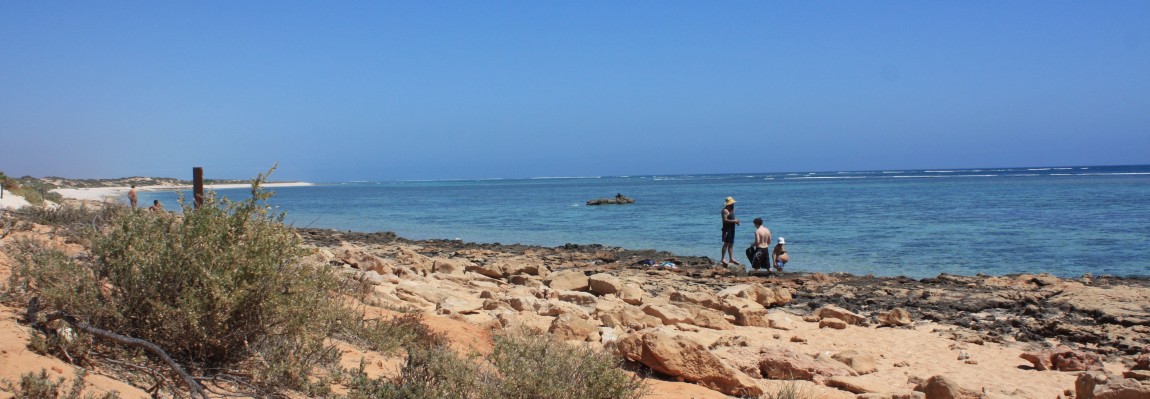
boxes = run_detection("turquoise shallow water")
[140,165,1150,279]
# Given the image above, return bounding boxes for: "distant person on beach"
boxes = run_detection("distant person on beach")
[772,237,789,272]
[751,218,772,269]
[148,199,163,212]
[720,197,740,265]
[128,185,138,209]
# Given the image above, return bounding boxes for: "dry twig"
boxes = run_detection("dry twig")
[26,298,210,399]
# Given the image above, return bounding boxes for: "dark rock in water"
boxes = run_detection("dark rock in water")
[587,194,635,205]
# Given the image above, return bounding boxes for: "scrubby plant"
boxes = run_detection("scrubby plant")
[346,329,646,399]
[3,176,64,205]
[5,167,353,393]
[347,345,487,399]
[760,380,809,399]
[20,203,126,246]
[485,331,646,399]
[1,368,121,399]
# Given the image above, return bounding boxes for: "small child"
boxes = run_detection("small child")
[772,237,789,272]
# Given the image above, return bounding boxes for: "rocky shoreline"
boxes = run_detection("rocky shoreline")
[298,226,1150,397]
[3,208,1147,398]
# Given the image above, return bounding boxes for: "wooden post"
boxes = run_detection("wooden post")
[193,167,204,209]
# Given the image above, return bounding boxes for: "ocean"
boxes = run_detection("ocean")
[139,165,1150,279]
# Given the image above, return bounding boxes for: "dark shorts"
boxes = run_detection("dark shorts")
[721,228,735,244]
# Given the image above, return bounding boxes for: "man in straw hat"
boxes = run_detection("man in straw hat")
[720,196,741,265]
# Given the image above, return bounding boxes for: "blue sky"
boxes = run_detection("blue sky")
[1,2,1148,182]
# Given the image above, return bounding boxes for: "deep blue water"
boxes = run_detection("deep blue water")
[140,165,1150,279]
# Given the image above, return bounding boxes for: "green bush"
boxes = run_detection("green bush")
[486,332,646,399]
[5,168,351,392]
[1,368,120,399]
[347,330,646,399]
[5,176,64,205]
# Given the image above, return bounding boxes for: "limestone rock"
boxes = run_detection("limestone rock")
[548,270,590,291]
[878,308,913,327]
[820,317,848,330]
[642,303,694,326]
[469,262,505,279]
[509,274,544,287]
[814,305,866,326]
[396,247,434,274]
[355,270,386,286]
[436,295,485,315]
[692,307,736,330]
[507,295,545,312]
[832,350,878,375]
[717,283,793,308]
[1096,378,1150,399]
[497,257,546,276]
[596,300,663,330]
[826,375,886,393]
[1077,371,1104,399]
[1135,352,1150,370]
[1124,370,1150,381]
[335,245,394,274]
[589,273,623,295]
[467,256,545,279]
[719,296,770,327]
[431,256,473,275]
[549,313,601,342]
[913,375,980,399]
[557,290,598,306]
[1020,346,1104,371]
[670,289,721,309]
[505,312,556,334]
[617,329,763,397]
[856,393,926,399]
[618,283,645,305]
[758,346,856,382]
[539,299,591,318]
[765,311,797,330]
[1048,284,1150,326]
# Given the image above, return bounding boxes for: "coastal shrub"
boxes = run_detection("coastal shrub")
[760,380,809,399]
[4,177,64,205]
[347,330,645,399]
[338,312,448,355]
[486,331,646,399]
[1,368,120,399]
[20,203,126,246]
[3,167,357,393]
[347,345,486,399]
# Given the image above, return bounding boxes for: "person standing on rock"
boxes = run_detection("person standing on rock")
[720,197,740,265]
[128,184,138,210]
[751,218,772,269]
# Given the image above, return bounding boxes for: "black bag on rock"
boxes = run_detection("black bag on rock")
[745,245,758,268]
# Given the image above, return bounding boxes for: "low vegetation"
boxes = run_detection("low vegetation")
[345,330,646,399]
[2,167,648,399]
[1,368,119,399]
[1,171,63,205]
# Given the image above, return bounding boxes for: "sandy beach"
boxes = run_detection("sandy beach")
[51,182,314,202]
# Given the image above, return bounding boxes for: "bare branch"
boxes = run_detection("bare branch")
[27,298,209,399]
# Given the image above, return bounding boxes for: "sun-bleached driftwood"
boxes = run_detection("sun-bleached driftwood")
[26,298,208,399]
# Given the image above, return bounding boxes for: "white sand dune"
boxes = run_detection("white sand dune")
[1,189,33,210]
[52,182,313,202]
